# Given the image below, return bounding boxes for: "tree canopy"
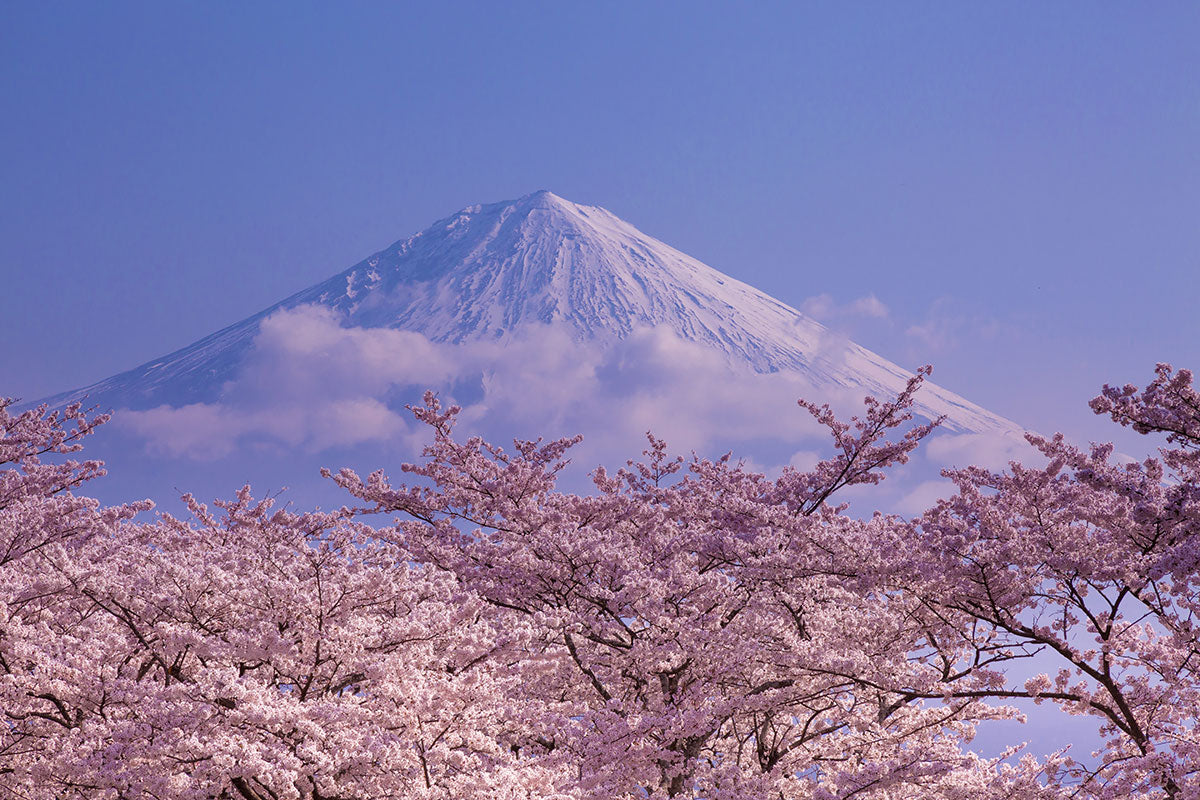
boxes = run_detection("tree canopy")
[3,365,1199,799]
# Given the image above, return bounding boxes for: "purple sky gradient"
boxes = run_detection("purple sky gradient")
[3,2,1198,447]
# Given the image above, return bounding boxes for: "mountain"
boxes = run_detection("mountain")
[44,190,1019,434]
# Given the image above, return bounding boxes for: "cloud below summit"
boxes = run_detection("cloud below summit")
[118,305,879,462]
[113,305,1023,520]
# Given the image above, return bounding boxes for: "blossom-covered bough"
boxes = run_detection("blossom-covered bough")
[0,400,559,799]
[2,364,1199,798]
[908,365,1200,799]
[325,370,1043,799]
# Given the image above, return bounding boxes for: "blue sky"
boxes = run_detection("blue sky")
[3,2,1198,446]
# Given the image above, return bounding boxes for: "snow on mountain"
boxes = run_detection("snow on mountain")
[44,190,1020,435]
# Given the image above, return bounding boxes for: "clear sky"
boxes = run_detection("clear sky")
[3,2,1198,446]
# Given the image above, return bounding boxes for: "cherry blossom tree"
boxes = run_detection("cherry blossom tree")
[0,400,566,799]
[328,371,1052,799]
[0,400,150,791]
[909,364,1200,799]
[8,362,1199,799]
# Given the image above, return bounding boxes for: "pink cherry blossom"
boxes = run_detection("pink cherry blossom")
[5,363,1200,798]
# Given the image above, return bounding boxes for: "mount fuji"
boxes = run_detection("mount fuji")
[46,190,1019,439]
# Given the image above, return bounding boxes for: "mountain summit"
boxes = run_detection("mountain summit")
[46,191,1019,434]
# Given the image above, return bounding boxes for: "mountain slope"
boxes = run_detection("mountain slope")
[44,190,1020,434]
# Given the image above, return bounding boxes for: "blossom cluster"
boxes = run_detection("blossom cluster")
[2,365,1199,799]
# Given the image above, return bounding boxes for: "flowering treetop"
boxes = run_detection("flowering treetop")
[3,364,1199,798]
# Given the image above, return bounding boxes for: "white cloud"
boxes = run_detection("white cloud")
[117,304,912,463]
[787,449,821,472]
[904,321,955,353]
[120,307,437,459]
[894,479,958,518]
[120,402,249,460]
[234,305,457,401]
[800,293,836,320]
[924,431,1036,472]
[462,323,840,463]
[903,297,1015,357]
[801,293,889,322]
[847,295,889,319]
[118,305,983,480]
[308,398,412,452]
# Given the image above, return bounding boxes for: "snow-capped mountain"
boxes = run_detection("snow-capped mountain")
[45,190,1019,434]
